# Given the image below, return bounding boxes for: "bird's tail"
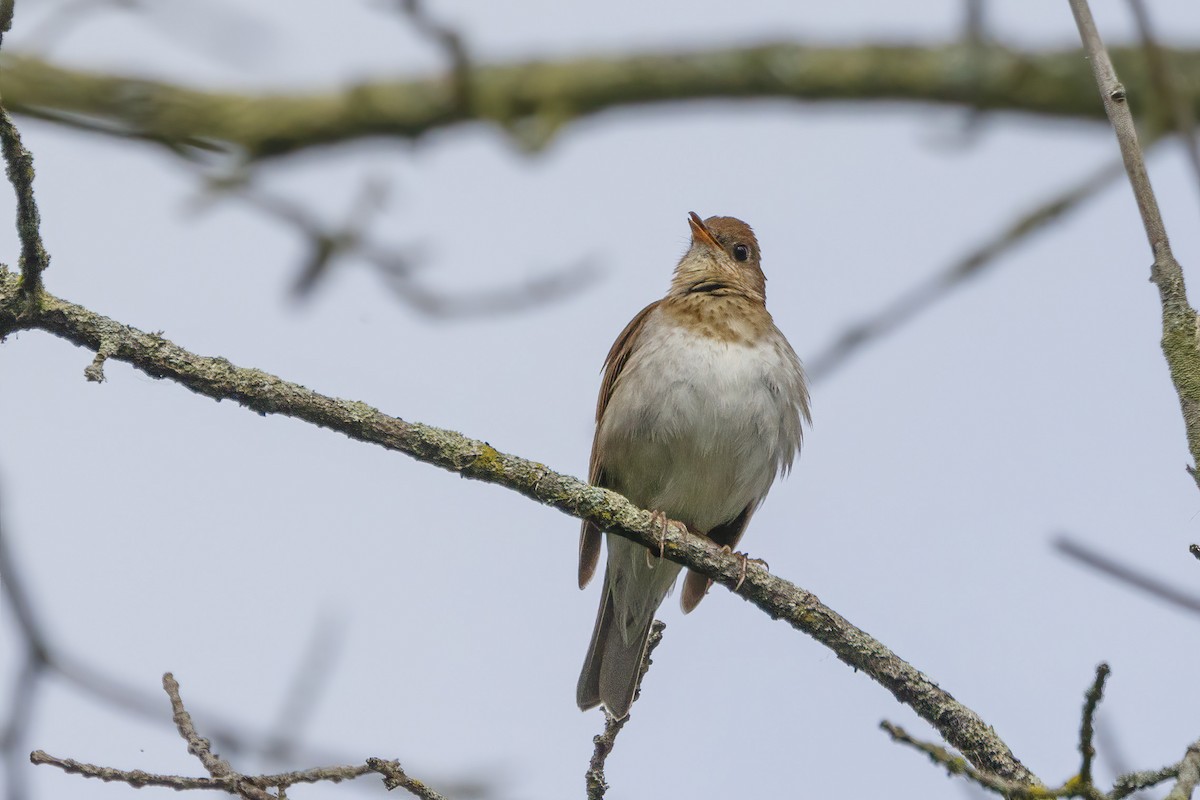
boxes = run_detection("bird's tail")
[577,535,681,718]
[575,577,654,719]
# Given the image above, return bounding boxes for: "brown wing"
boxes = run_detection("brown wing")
[578,300,660,589]
[680,504,755,612]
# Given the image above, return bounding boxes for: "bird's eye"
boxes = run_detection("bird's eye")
[732,244,750,262]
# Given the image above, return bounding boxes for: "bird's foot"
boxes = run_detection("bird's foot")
[644,510,670,567]
[720,546,769,592]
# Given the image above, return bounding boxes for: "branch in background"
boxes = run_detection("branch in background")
[209,181,599,318]
[257,612,345,763]
[396,0,471,112]
[1054,535,1200,615]
[0,44,1196,161]
[2,486,460,798]
[807,157,1126,382]
[1126,0,1200,206]
[30,673,451,800]
[0,266,1036,786]
[585,621,665,800]
[1068,0,1200,492]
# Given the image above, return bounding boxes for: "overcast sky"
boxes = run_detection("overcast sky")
[3,1,1200,799]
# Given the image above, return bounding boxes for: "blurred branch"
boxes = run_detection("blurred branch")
[0,43,1197,161]
[1054,535,1200,614]
[585,620,665,800]
[0,487,404,797]
[1126,0,1200,206]
[1069,0,1200,491]
[395,0,471,112]
[259,612,345,763]
[0,265,1036,786]
[807,157,1126,382]
[31,673,450,800]
[210,180,599,316]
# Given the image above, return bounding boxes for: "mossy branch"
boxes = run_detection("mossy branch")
[1,43,1197,160]
[0,263,1037,786]
[1069,0,1200,490]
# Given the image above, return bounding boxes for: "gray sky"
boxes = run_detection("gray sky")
[3,1,1200,798]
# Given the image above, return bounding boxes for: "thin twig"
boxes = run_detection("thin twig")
[164,673,238,780]
[366,758,450,800]
[163,673,277,800]
[0,8,50,301]
[34,675,452,799]
[1078,663,1110,793]
[31,751,240,792]
[585,621,666,800]
[30,749,437,795]
[1112,762,1182,800]
[881,721,1049,798]
[1068,0,1200,491]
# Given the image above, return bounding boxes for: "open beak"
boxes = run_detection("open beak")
[687,211,721,250]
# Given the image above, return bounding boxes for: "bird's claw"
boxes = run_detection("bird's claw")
[645,510,670,567]
[720,546,769,592]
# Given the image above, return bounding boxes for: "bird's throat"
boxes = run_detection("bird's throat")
[659,292,773,345]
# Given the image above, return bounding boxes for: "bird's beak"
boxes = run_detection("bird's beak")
[687,212,721,251]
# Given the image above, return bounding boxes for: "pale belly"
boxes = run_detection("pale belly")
[595,319,804,534]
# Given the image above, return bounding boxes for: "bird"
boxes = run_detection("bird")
[576,212,810,719]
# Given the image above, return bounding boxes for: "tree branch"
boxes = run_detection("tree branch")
[585,621,666,800]
[0,264,1036,785]
[1068,0,1200,490]
[1164,741,1200,800]
[31,673,451,800]
[0,44,1197,161]
[1076,663,1109,799]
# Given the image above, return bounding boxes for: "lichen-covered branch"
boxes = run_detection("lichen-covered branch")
[1,43,1197,160]
[1164,741,1200,800]
[0,264,1036,785]
[31,673,447,800]
[1069,0,1200,490]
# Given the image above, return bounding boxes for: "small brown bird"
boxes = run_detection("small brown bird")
[576,212,810,718]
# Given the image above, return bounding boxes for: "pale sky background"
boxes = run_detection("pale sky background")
[3,1,1200,799]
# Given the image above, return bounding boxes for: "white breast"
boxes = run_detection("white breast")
[596,307,807,533]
